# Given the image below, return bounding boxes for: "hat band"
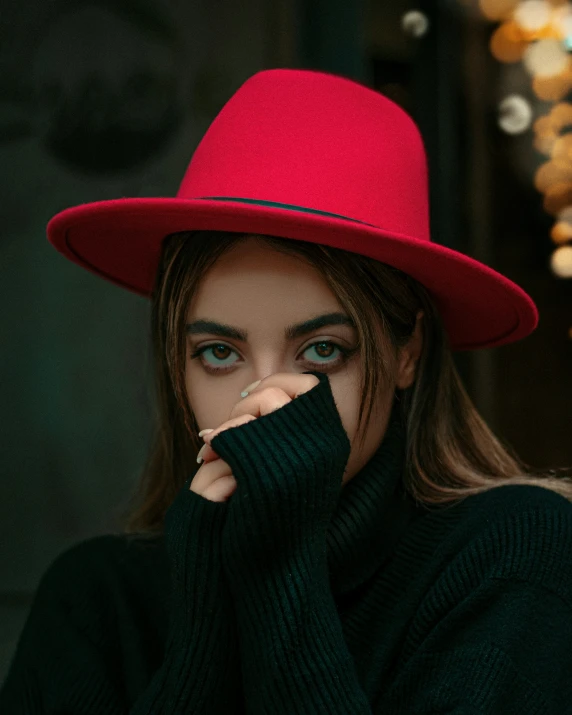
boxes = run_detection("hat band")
[196,196,377,228]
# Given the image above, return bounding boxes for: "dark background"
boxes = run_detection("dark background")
[1,0,571,680]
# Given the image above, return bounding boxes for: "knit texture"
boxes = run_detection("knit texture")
[2,370,572,713]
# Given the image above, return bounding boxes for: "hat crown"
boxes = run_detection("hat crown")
[46,68,539,348]
[177,69,430,241]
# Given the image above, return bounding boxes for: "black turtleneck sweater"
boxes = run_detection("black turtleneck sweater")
[2,371,572,714]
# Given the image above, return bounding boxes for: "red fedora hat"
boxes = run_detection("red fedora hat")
[47,68,538,351]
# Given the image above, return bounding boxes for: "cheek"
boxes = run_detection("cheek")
[185,369,214,431]
[320,356,369,449]
[340,386,394,484]
[184,365,232,431]
[330,371,361,444]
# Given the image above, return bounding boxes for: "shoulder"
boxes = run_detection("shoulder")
[36,533,168,606]
[462,481,572,514]
[431,483,572,596]
[453,482,572,543]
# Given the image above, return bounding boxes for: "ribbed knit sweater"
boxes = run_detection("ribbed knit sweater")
[2,370,572,714]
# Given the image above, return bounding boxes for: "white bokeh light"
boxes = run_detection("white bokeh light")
[552,5,572,37]
[514,0,552,33]
[550,245,572,277]
[498,95,533,134]
[523,39,570,77]
[401,10,430,38]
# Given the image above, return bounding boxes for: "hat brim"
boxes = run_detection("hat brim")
[47,197,538,351]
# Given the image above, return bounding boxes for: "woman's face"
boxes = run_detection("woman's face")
[185,237,423,486]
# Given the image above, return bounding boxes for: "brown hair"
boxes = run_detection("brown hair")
[119,230,572,536]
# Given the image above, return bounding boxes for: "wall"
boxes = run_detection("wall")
[0,0,285,683]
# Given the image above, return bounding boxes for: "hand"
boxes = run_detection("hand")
[190,373,320,503]
[189,456,237,502]
[204,371,351,577]
[200,372,319,454]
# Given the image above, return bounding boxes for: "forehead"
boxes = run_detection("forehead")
[188,239,341,317]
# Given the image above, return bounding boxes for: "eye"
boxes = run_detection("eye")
[302,341,345,364]
[189,340,357,374]
[190,343,240,369]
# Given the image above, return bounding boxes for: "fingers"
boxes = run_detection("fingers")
[201,412,257,448]
[240,373,319,405]
[197,439,221,465]
[202,475,237,502]
[228,386,292,421]
[190,456,236,502]
[190,456,229,493]
[199,373,320,450]
[204,374,320,439]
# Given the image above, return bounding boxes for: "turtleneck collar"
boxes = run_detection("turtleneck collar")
[326,395,421,600]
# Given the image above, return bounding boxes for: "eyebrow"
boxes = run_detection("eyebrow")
[185,312,356,342]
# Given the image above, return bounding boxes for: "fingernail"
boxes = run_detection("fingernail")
[240,379,261,398]
[196,443,208,463]
[198,428,214,438]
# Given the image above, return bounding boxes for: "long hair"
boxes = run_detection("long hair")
[119,230,572,535]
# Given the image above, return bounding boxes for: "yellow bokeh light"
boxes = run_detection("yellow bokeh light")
[490,21,530,61]
[534,159,572,192]
[533,103,572,154]
[532,72,572,100]
[479,0,520,21]
[550,220,572,243]
[534,23,565,39]
[544,181,572,214]
[534,115,556,134]
[534,132,556,154]
[550,101,572,123]
[534,118,557,154]
[552,133,572,162]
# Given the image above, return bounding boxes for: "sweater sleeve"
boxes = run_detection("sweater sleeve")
[208,370,374,714]
[377,577,572,714]
[0,478,242,715]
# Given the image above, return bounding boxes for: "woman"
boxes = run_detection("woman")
[2,68,572,714]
